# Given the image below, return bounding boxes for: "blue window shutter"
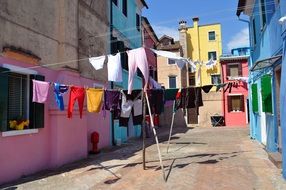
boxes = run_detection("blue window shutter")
[29,74,45,128]
[0,67,9,132]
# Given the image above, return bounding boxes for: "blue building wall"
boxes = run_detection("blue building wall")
[111,0,144,144]
[246,0,282,153]
[114,70,142,143]
[279,0,286,179]
[281,37,286,179]
[112,0,142,48]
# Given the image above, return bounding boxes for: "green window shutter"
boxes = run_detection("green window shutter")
[0,67,10,132]
[29,74,45,129]
[261,75,272,113]
[251,84,259,112]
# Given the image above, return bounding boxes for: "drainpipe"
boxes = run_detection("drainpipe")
[220,61,226,125]
[238,16,255,136]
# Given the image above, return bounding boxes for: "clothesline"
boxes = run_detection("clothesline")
[31,76,241,116]
[1,46,223,78]
[89,47,219,72]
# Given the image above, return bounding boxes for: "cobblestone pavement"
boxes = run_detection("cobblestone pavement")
[2,126,286,190]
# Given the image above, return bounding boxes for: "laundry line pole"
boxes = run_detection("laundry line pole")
[166,101,176,153]
[142,90,146,170]
[144,91,166,181]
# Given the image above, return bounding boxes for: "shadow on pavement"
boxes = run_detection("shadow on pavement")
[0,124,191,188]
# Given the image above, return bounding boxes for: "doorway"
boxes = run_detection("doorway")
[275,66,282,152]
[187,108,198,124]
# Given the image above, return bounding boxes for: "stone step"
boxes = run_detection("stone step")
[268,152,282,169]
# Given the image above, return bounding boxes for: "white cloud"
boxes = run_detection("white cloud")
[227,27,250,52]
[153,25,179,40]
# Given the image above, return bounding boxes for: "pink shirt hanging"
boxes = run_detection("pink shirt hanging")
[33,79,50,103]
[127,47,149,94]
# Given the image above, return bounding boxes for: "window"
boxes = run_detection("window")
[211,74,221,85]
[239,49,247,56]
[122,0,127,17]
[0,66,45,132]
[136,13,140,31]
[189,75,196,86]
[260,0,266,28]
[169,76,176,88]
[227,64,242,77]
[228,95,244,112]
[162,39,171,46]
[8,73,29,126]
[168,58,176,65]
[208,31,216,41]
[112,0,118,6]
[252,19,257,45]
[208,51,217,60]
[112,40,129,71]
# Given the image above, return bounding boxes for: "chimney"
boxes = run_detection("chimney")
[179,20,187,31]
[193,17,199,28]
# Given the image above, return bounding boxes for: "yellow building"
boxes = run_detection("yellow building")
[179,17,222,88]
[178,18,223,126]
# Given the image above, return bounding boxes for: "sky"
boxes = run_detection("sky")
[143,0,250,54]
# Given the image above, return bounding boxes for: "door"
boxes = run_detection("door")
[275,67,282,152]
[259,80,267,145]
[187,108,198,124]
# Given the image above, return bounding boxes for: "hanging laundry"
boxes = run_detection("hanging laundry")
[107,53,123,82]
[197,65,201,86]
[103,90,122,118]
[185,87,203,109]
[205,58,217,69]
[175,59,188,69]
[53,83,69,111]
[202,85,214,93]
[147,89,164,115]
[150,48,189,69]
[67,86,85,119]
[150,48,179,59]
[86,88,104,113]
[174,89,183,112]
[189,60,196,72]
[89,55,106,70]
[119,90,143,127]
[33,79,50,103]
[164,88,179,101]
[216,83,228,92]
[224,83,233,93]
[149,77,162,89]
[228,76,249,83]
[127,47,149,94]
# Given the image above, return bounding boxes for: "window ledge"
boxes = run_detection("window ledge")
[2,129,39,137]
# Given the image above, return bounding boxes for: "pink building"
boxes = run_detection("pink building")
[220,49,250,127]
[0,56,111,184]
